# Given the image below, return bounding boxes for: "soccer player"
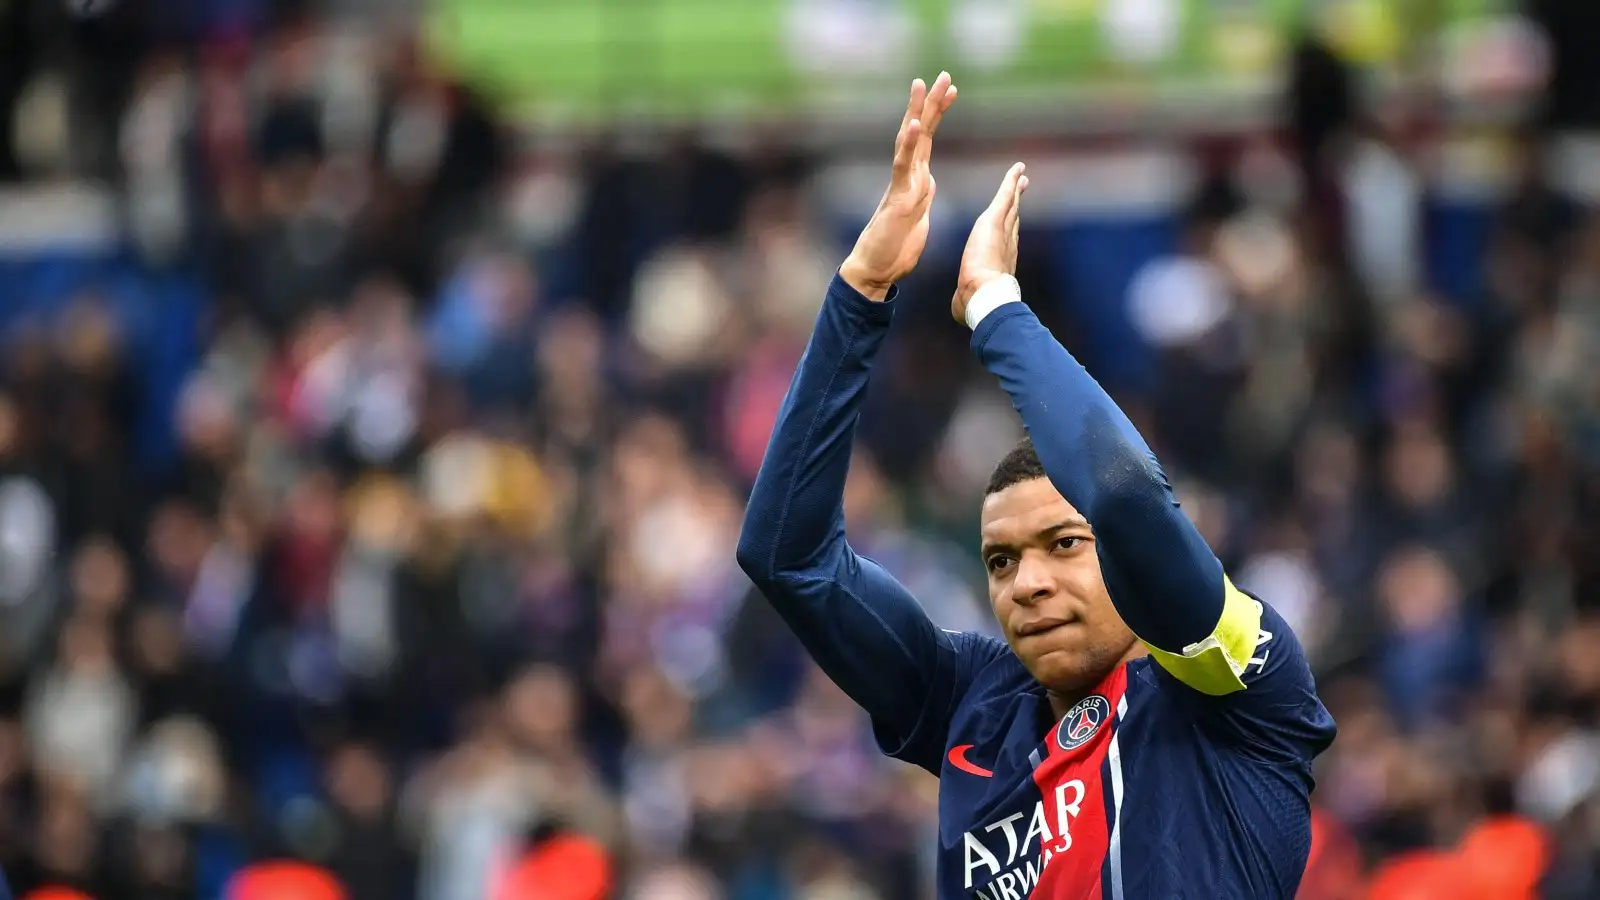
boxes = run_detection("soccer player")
[736,73,1337,899]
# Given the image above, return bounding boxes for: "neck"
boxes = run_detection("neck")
[1045,642,1147,721]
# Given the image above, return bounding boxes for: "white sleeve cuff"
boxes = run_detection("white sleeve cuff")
[964,275,1022,331]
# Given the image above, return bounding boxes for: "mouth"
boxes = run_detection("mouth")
[1016,617,1072,638]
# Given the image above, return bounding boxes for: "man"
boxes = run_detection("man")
[736,73,1336,899]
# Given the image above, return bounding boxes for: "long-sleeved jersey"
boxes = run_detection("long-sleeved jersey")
[737,275,1337,899]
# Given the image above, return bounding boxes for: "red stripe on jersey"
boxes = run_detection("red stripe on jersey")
[1028,664,1129,900]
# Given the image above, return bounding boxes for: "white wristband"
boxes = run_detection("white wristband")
[964,275,1022,331]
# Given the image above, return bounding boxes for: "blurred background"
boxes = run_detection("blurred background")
[0,0,1591,897]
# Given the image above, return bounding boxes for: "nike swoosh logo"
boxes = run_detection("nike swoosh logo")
[947,744,994,778]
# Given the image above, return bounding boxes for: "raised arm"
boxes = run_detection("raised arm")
[953,164,1253,696]
[737,75,1002,772]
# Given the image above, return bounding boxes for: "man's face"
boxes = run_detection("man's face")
[980,477,1138,695]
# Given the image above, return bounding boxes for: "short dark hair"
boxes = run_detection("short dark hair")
[985,436,1047,496]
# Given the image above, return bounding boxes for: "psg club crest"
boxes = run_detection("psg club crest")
[1056,694,1111,751]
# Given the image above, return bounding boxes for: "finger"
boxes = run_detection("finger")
[986,162,1026,218]
[1009,201,1021,255]
[920,85,957,148]
[898,78,927,137]
[1004,173,1027,235]
[921,72,955,138]
[891,119,922,187]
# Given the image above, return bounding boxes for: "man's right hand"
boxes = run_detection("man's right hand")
[839,72,957,301]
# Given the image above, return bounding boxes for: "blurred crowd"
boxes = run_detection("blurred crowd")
[0,1,1599,899]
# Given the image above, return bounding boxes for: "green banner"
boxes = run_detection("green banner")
[426,0,1507,124]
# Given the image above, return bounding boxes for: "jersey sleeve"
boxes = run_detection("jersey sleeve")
[1151,587,1337,758]
[1140,575,1260,696]
[970,302,1224,657]
[737,274,1006,775]
[971,301,1334,757]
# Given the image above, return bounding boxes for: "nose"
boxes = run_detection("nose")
[1010,549,1055,607]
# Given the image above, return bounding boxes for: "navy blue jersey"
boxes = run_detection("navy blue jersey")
[738,276,1337,899]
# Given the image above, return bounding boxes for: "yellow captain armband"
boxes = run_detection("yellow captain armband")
[1143,577,1263,696]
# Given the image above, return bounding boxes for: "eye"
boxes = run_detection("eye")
[1053,536,1085,552]
[986,555,1016,574]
